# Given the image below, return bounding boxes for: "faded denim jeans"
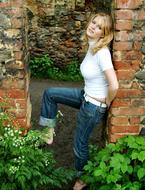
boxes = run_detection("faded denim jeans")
[39,87,107,177]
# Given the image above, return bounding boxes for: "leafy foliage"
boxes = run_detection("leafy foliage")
[82,135,145,190]
[29,55,83,81]
[0,110,75,190]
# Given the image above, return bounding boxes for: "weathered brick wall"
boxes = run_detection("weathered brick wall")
[0,0,145,141]
[26,0,112,66]
[109,0,145,142]
[0,0,31,130]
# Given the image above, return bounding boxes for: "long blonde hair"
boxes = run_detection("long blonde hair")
[81,12,113,54]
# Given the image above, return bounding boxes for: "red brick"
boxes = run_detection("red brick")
[16,99,27,109]
[124,50,142,60]
[110,125,139,133]
[129,117,140,125]
[0,90,6,98]
[7,108,26,118]
[6,90,27,99]
[117,89,142,98]
[112,99,131,107]
[13,118,27,128]
[2,79,25,89]
[114,31,133,41]
[113,61,128,70]
[14,51,23,60]
[113,42,133,50]
[115,10,133,20]
[116,69,135,80]
[116,0,143,9]
[115,20,133,30]
[110,116,129,125]
[111,107,145,116]
[131,60,141,71]
[113,60,140,71]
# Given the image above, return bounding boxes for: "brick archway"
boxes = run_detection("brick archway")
[0,0,145,141]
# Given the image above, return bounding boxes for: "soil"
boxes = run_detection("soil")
[30,78,107,190]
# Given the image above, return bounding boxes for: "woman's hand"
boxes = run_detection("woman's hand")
[105,97,111,108]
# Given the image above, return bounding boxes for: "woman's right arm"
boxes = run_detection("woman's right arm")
[104,68,119,107]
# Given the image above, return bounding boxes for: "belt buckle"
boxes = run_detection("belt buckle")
[100,101,106,108]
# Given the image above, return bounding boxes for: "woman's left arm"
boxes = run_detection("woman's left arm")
[104,68,119,107]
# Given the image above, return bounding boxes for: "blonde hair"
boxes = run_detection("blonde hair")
[81,12,113,54]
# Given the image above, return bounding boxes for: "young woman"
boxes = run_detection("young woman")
[39,12,119,190]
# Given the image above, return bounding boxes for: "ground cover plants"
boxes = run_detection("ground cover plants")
[29,54,82,81]
[82,135,145,190]
[0,109,74,190]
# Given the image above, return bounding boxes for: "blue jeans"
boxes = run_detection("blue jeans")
[39,87,107,177]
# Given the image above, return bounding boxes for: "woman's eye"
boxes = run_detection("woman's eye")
[97,25,101,30]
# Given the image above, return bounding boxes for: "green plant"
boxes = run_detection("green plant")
[62,60,83,81]
[29,55,83,81]
[81,135,145,190]
[0,110,75,190]
[29,55,54,78]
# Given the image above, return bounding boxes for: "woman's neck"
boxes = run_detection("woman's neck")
[88,39,98,47]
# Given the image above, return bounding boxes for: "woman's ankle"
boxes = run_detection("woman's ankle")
[73,179,86,190]
[41,127,55,144]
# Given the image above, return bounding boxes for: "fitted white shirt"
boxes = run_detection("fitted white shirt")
[80,44,113,99]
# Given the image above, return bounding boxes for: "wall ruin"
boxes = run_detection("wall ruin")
[0,0,145,142]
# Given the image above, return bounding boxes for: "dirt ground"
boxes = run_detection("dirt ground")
[30,78,107,190]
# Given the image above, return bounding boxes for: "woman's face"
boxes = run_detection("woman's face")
[86,16,104,40]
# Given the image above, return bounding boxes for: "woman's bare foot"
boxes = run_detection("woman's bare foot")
[73,179,86,190]
[41,127,55,144]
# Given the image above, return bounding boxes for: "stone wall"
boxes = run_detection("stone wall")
[0,0,31,131]
[26,0,112,66]
[0,0,145,142]
[109,0,145,142]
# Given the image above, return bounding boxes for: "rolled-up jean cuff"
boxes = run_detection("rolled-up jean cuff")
[76,171,83,178]
[39,116,56,128]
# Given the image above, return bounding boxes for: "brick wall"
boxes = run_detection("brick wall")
[108,0,145,142]
[0,0,31,131]
[0,0,145,141]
